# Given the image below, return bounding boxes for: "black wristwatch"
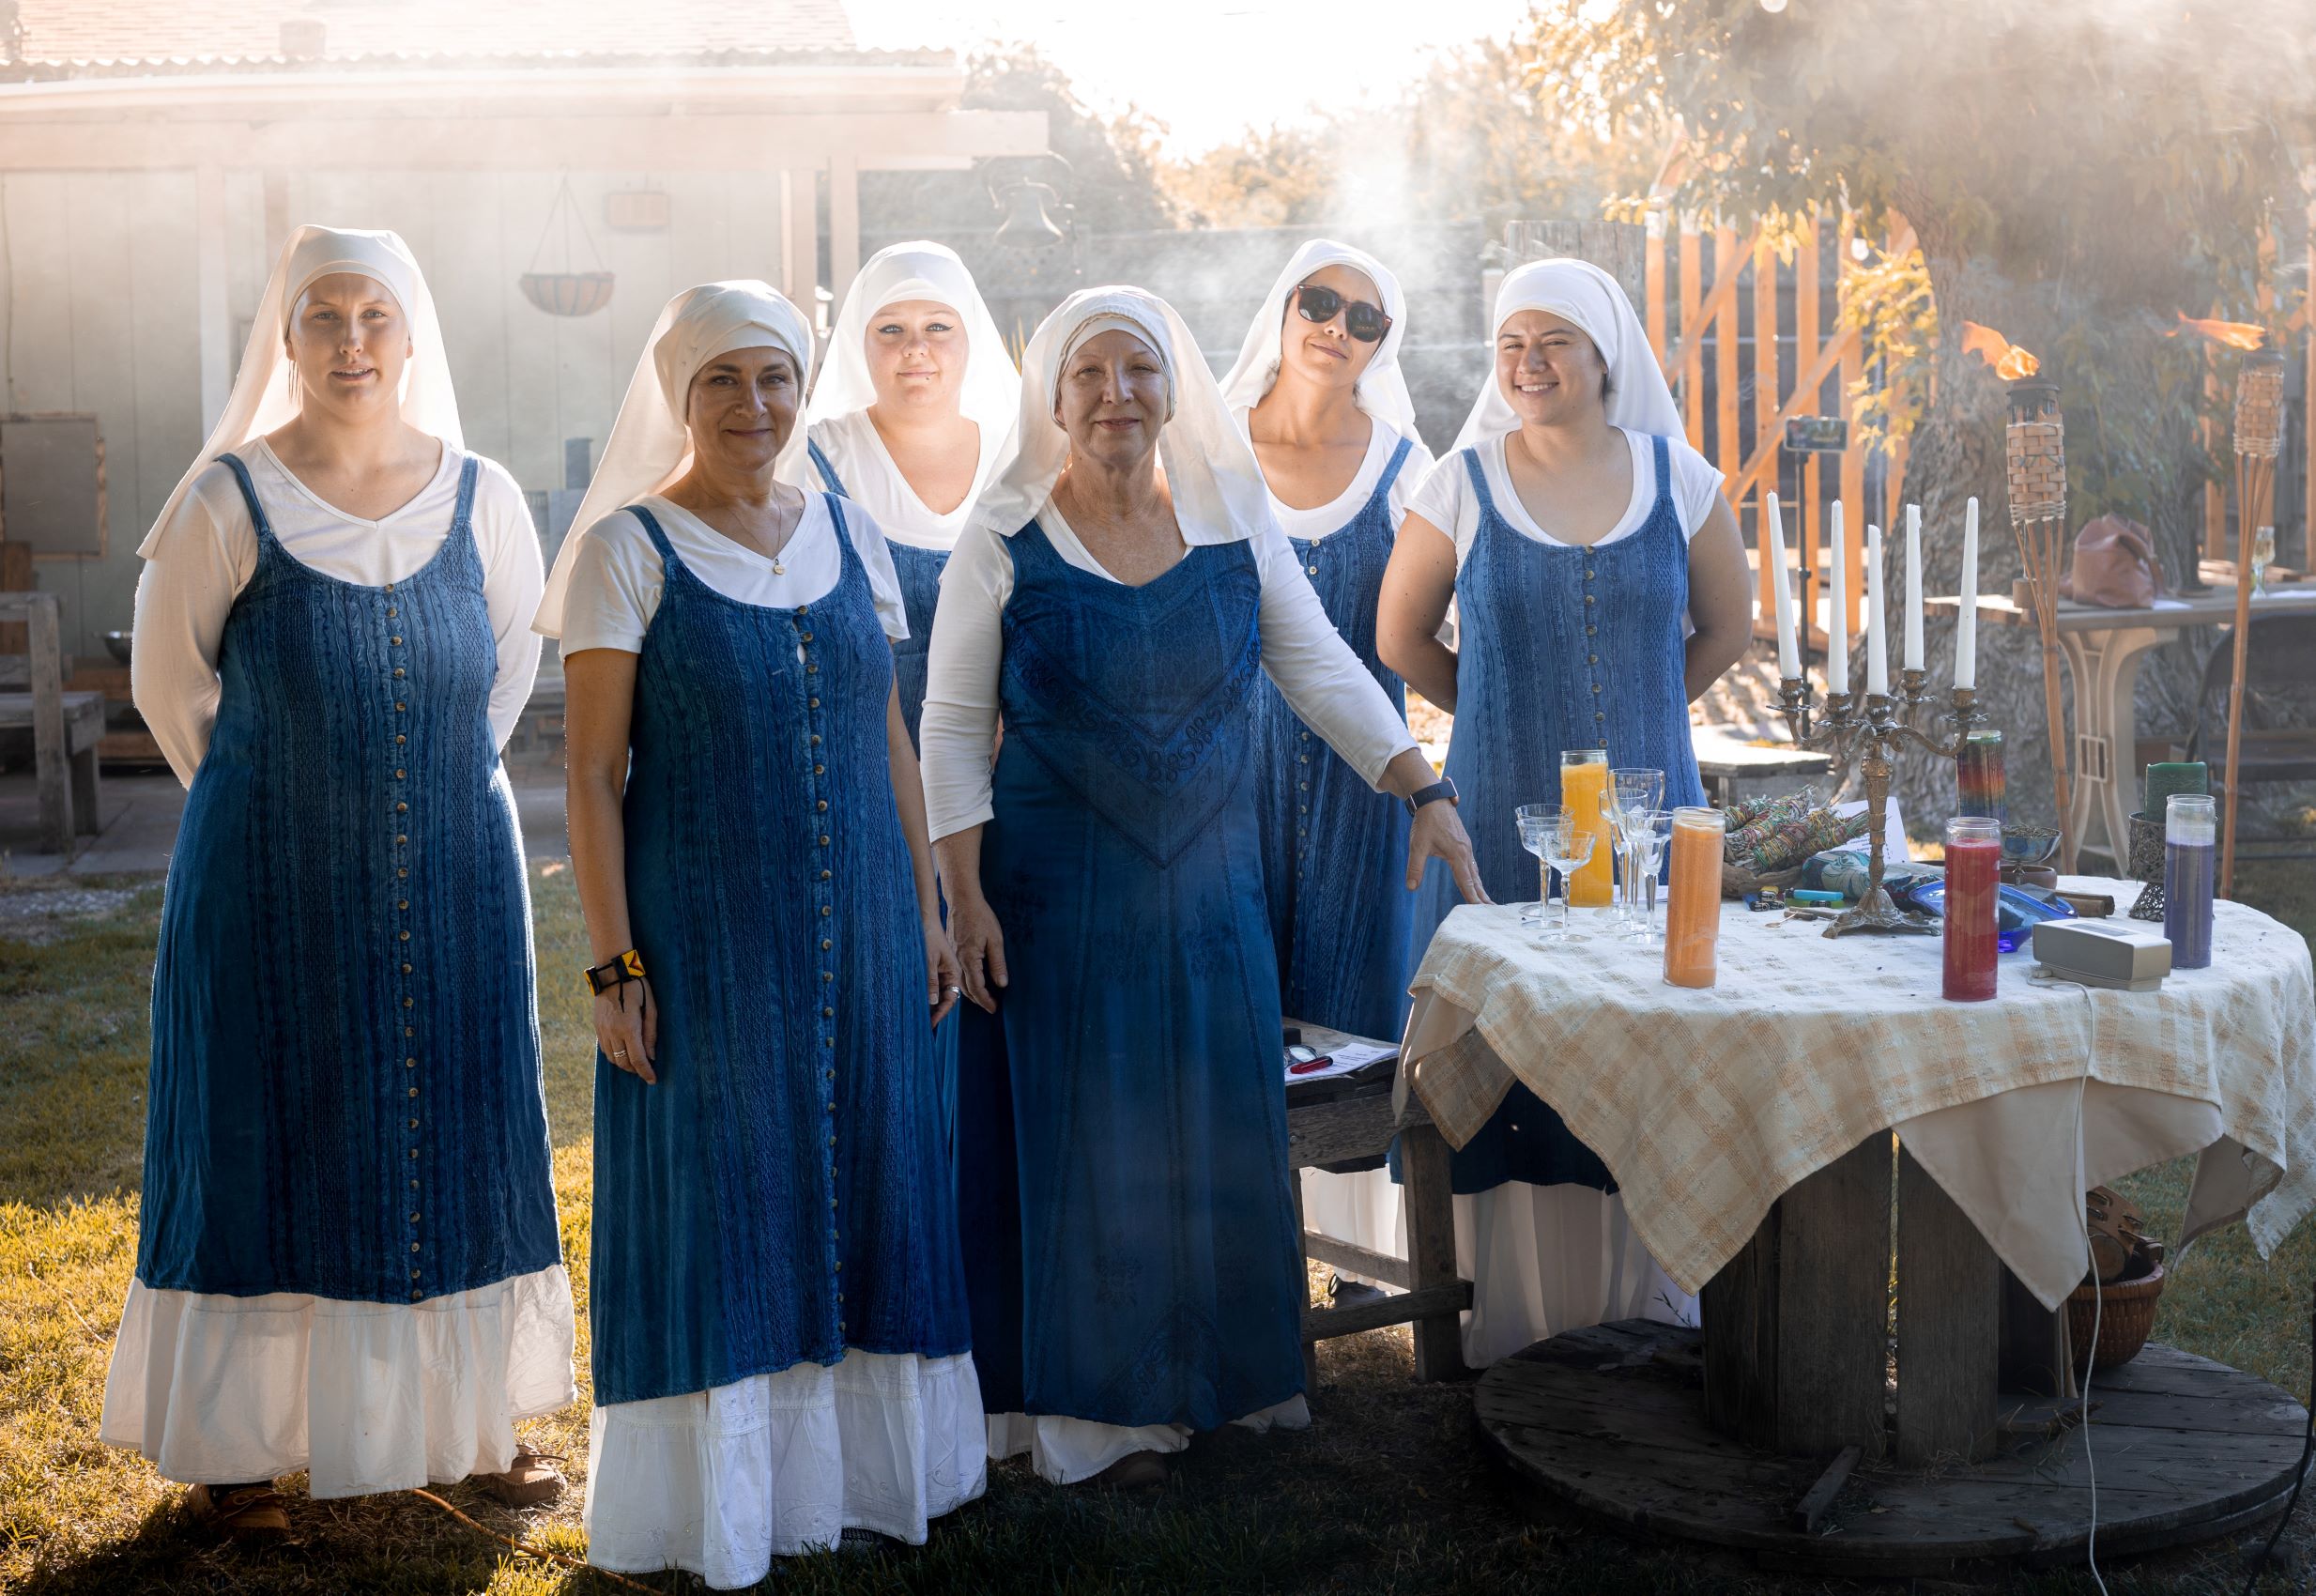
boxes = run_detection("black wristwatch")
[1403,776,1458,816]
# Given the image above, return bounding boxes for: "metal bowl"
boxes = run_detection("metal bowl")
[102,630,132,665]
[1999,825,2063,868]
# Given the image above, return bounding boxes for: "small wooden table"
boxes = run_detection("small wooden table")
[1929,582,2316,867]
[1285,1020,1469,1387]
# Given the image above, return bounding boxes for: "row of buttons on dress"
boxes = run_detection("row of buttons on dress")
[385,582,427,1301]
[1583,561,1607,748]
[797,604,847,1343]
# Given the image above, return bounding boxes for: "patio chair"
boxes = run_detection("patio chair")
[2184,612,2316,861]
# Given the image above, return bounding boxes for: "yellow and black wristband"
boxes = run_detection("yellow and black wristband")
[583,948,647,996]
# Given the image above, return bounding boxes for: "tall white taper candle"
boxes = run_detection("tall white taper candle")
[1956,497,1980,690]
[1828,499,1848,691]
[1866,523,1889,696]
[1763,492,1799,678]
[1904,502,1925,672]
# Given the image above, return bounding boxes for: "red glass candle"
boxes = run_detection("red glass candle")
[1942,817,2002,1002]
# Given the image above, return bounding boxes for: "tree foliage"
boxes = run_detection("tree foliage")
[1163,36,1665,232]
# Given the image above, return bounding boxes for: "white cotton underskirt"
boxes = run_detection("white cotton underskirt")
[986,1394,1310,1486]
[583,1350,987,1590]
[1296,1168,1695,1370]
[100,1265,576,1498]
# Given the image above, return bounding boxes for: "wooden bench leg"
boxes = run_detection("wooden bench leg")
[70,741,101,836]
[1399,1122,1467,1384]
[1292,1170,1321,1396]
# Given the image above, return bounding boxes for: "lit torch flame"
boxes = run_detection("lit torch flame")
[1960,321,2040,379]
[2165,311,2264,350]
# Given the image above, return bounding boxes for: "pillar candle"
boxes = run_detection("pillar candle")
[1827,499,1848,692]
[1560,750,1615,908]
[1942,817,2002,1002]
[2142,761,2208,822]
[1662,806,1727,990]
[1904,502,1924,672]
[1956,497,1979,690]
[1865,524,1889,696]
[1764,491,1799,678]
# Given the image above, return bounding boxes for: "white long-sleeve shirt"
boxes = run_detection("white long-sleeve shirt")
[132,439,544,786]
[918,499,1418,843]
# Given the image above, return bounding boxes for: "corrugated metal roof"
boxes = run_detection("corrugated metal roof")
[3,0,882,73]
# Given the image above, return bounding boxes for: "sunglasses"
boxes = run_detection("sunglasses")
[1293,284,1391,344]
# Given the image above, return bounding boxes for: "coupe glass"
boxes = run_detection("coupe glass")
[1514,802,1556,925]
[1524,806,1596,944]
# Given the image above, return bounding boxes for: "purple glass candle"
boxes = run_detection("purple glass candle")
[2163,794,2216,970]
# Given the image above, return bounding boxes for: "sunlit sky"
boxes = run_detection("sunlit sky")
[848,0,1541,155]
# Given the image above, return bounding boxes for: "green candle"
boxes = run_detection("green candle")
[2142,761,2208,821]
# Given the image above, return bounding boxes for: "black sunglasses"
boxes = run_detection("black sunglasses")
[1293,284,1391,344]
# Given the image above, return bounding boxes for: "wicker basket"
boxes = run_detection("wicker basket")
[2065,1261,2165,1372]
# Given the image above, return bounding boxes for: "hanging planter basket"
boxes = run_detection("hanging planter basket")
[520,270,616,317]
[519,177,614,318]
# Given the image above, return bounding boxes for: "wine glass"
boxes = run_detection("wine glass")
[1514,802,1556,925]
[1525,806,1596,944]
[1627,809,1675,948]
[1609,767,1665,928]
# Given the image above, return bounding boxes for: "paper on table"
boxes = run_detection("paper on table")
[1829,796,1911,862]
[1285,1039,1398,1084]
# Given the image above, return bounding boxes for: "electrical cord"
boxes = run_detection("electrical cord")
[2240,1282,2316,1596]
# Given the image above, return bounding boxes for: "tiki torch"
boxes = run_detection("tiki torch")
[2004,375,2075,874]
[2222,349,2286,897]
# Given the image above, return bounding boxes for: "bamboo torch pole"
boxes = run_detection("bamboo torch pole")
[2223,351,2287,897]
[2005,377,2075,872]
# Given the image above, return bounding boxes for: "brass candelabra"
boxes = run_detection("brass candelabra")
[1777,671,1989,937]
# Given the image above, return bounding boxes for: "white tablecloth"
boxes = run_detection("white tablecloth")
[1399,878,2316,1309]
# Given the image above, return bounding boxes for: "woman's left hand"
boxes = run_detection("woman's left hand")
[1408,800,1492,905]
[924,911,963,1026]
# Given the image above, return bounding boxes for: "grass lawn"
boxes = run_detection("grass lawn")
[1,859,2312,1595]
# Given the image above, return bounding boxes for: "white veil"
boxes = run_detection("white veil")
[533,280,815,638]
[1218,238,1419,439]
[139,225,459,557]
[1448,257,1682,455]
[969,285,1275,546]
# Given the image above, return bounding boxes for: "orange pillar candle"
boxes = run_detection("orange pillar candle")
[1560,749,1615,908]
[1663,806,1727,989]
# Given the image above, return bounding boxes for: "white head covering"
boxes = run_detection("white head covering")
[970,285,1274,546]
[800,240,1018,437]
[140,224,456,557]
[1449,257,1682,455]
[534,280,814,637]
[1218,238,1418,439]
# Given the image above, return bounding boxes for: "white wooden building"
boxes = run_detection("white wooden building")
[0,0,1046,656]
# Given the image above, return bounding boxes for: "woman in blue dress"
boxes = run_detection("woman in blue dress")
[1219,240,1435,1293]
[537,283,979,1587]
[1377,258,1754,1368]
[920,286,1483,1489]
[792,241,1018,1172]
[106,226,569,1539]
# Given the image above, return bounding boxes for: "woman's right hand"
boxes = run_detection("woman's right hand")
[947,889,1009,1013]
[595,977,658,1084]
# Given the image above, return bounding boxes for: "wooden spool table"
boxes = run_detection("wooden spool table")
[1401,893,2316,1575]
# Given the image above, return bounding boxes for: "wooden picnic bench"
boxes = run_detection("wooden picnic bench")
[0,591,103,854]
[1286,1020,1470,1388]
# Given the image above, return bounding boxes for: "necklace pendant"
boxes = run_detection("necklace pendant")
[772,557,786,575]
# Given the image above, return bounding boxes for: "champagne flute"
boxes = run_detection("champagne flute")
[1528,806,1596,944]
[1609,767,1666,930]
[1514,802,1556,926]
[1629,809,1675,948]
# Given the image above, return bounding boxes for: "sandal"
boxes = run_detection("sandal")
[188,1481,289,1543]
[476,1443,567,1508]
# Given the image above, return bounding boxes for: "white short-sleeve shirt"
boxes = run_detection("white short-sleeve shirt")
[1237,414,1435,543]
[555,492,909,655]
[1404,428,1725,566]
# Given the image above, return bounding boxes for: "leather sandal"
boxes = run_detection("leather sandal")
[476,1443,566,1507]
[188,1481,289,1542]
